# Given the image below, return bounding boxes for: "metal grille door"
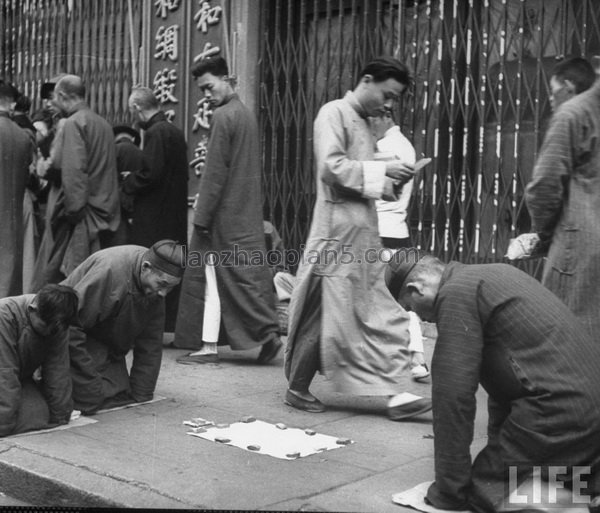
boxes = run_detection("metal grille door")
[259,0,600,271]
[0,0,144,125]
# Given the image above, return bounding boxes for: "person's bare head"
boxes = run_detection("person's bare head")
[52,75,86,115]
[128,86,161,122]
[550,57,596,111]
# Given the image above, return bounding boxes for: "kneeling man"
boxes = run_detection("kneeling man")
[386,252,600,512]
[61,240,184,414]
[0,285,79,436]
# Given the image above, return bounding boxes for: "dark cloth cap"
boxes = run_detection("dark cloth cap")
[384,248,423,299]
[113,124,141,146]
[40,73,68,99]
[143,240,186,278]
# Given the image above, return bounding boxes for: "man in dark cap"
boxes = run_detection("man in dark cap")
[61,240,184,414]
[0,284,79,437]
[386,251,600,512]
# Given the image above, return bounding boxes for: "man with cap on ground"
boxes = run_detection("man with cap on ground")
[61,240,184,414]
[386,251,600,512]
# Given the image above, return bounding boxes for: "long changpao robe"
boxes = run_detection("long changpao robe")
[427,262,600,512]
[0,113,33,297]
[0,295,73,436]
[284,91,412,395]
[526,81,600,338]
[174,94,278,350]
[61,246,165,414]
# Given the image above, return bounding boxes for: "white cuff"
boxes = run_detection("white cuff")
[362,161,387,199]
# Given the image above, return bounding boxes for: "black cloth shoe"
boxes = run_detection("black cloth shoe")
[284,389,326,413]
[256,337,283,364]
[176,353,219,365]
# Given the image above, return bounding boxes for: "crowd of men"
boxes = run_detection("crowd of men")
[1,54,600,512]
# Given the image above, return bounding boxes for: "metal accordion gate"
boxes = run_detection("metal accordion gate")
[0,0,145,125]
[259,0,600,272]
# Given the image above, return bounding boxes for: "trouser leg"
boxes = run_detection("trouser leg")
[13,379,51,435]
[286,277,322,392]
[202,254,221,343]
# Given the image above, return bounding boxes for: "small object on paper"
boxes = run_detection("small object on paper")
[304,429,316,436]
[216,423,230,429]
[183,418,214,428]
[188,427,207,434]
[215,437,231,443]
[412,157,432,173]
[336,437,352,445]
[247,444,261,451]
[286,452,301,459]
[275,423,287,430]
[241,415,256,423]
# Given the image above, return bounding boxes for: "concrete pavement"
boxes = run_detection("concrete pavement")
[0,328,489,511]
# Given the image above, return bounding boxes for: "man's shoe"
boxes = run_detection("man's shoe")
[411,363,430,382]
[176,353,219,365]
[256,337,283,364]
[387,397,432,421]
[284,390,326,413]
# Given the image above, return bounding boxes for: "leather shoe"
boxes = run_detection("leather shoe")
[176,353,219,365]
[387,397,432,421]
[256,337,283,364]
[284,389,326,413]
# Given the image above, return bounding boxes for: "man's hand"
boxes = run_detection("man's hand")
[382,177,399,201]
[385,161,415,183]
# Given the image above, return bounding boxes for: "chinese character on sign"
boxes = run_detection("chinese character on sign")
[153,69,179,104]
[194,0,222,33]
[190,135,209,176]
[155,25,179,61]
[155,0,180,19]
[193,41,221,63]
[165,109,176,122]
[192,97,212,131]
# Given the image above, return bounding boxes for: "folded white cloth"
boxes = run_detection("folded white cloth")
[505,233,543,260]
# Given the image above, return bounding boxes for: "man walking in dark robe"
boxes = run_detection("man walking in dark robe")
[0,284,79,437]
[124,87,188,331]
[32,75,121,289]
[386,252,600,512]
[0,81,34,297]
[61,240,184,414]
[174,56,281,364]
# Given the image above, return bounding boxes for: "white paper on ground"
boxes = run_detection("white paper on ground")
[95,395,166,414]
[187,419,353,459]
[8,416,98,438]
[392,481,473,513]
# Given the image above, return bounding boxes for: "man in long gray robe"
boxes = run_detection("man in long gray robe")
[32,75,120,289]
[283,57,431,419]
[0,81,33,297]
[387,254,600,512]
[174,57,281,365]
[526,71,600,339]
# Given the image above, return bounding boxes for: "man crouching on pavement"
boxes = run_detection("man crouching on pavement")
[0,285,79,436]
[61,240,184,414]
[386,251,600,512]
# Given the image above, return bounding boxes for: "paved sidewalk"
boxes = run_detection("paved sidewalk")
[0,331,488,511]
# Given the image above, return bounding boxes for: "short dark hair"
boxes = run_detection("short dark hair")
[192,56,229,79]
[552,57,596,94]
[359,57,413,88]
[15,93,32,113]
[0,80,19,102]
[36,284,79,328]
